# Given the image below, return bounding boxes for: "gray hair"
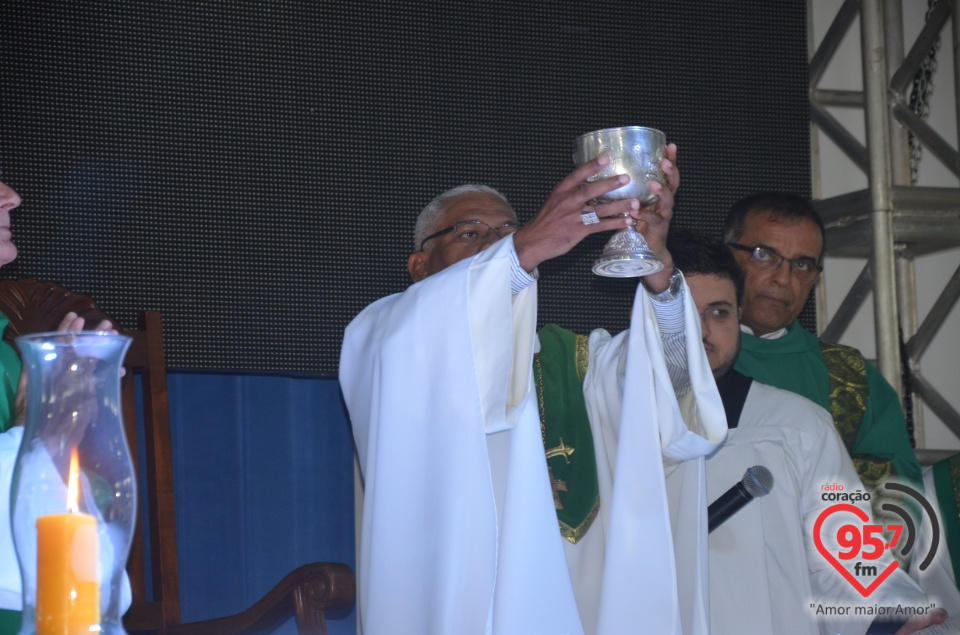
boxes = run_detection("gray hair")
[413,184,516,251]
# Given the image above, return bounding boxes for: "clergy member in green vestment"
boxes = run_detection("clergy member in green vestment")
[0,179,25,635]
[735,321,920,489]
[669,229,942,634]
[723,192,921,495]
[0,313,22,435]
[0,178,127,634]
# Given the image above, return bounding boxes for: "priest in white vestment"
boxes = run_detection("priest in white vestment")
[340,152,728,635]
[665,230,947,635]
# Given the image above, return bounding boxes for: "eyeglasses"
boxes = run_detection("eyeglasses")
[419,220,520,251]
[727,243,823,282]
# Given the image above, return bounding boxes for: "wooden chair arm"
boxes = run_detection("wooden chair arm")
[0,277,116,347]
[162,562,355,635]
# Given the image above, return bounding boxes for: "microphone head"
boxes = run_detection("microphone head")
[742,465,774,498]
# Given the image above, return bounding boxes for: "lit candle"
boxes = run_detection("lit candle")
[35,448,101,634]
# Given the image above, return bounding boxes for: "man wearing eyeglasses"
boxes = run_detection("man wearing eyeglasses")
[723,192,921,505]
[668,229,945,635]
[341,153,728,635]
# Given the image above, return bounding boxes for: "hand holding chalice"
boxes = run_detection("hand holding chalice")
[573,126,669,277]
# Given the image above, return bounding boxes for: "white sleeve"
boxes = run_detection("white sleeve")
[508,243,538,295]
[648,287,688,395]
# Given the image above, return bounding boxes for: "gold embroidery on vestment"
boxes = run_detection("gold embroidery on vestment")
[950,456,960,530]
[549,467,568,510]
[545,437,575,463]
[575,334,590,383]
[822,342,868,453]
[853,456,893,489]
[534,333,600,544]
[534,353,547,447]
[561,499,601,543]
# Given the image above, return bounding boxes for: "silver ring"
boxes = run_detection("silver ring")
[580,210,600,225]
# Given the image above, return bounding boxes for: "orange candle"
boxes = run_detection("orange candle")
[35,448,101,635]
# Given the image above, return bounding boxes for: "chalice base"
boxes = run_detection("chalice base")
[592,228,664,278]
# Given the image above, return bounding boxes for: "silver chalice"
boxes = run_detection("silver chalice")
[573,126,667,277]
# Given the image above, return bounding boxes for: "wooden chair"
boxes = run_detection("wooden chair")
[0,278,355,635]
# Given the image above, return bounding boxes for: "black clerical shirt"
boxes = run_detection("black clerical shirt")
[715,368,753,429]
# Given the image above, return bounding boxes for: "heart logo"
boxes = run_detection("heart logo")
[813,503,899,597]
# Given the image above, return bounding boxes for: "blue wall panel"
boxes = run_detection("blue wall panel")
[166,372,356,634]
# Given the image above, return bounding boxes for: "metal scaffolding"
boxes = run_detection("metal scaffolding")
[808,0,960,456]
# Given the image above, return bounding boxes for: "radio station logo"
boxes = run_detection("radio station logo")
[814,481,939,598]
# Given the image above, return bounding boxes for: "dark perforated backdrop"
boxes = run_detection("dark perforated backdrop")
[0,1,812,374]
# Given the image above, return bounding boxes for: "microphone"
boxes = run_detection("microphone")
[708,465,774,533]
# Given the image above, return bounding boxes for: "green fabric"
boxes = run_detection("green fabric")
[734,321,922,491]
[0,609,21,635]
[533,324,600,544]
[0,313,20,433]
[819,340,896,490]
[932,454,960,591]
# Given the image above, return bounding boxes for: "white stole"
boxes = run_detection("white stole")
[584,274,726,634]
[342,237,582,635]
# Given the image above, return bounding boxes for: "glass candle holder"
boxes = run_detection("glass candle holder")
[10,332,134,635]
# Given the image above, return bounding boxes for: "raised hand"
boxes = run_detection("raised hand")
[57,311,118,334]
[12,312,123,427]
[514,155,642,272]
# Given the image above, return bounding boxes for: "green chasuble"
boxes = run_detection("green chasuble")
[0,313,20,434]
[734,321,921,492]
[533,324,600,544]
[0,610,20,635]
[932,453,960,590]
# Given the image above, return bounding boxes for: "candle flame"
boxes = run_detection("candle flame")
[67,447,80,514]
